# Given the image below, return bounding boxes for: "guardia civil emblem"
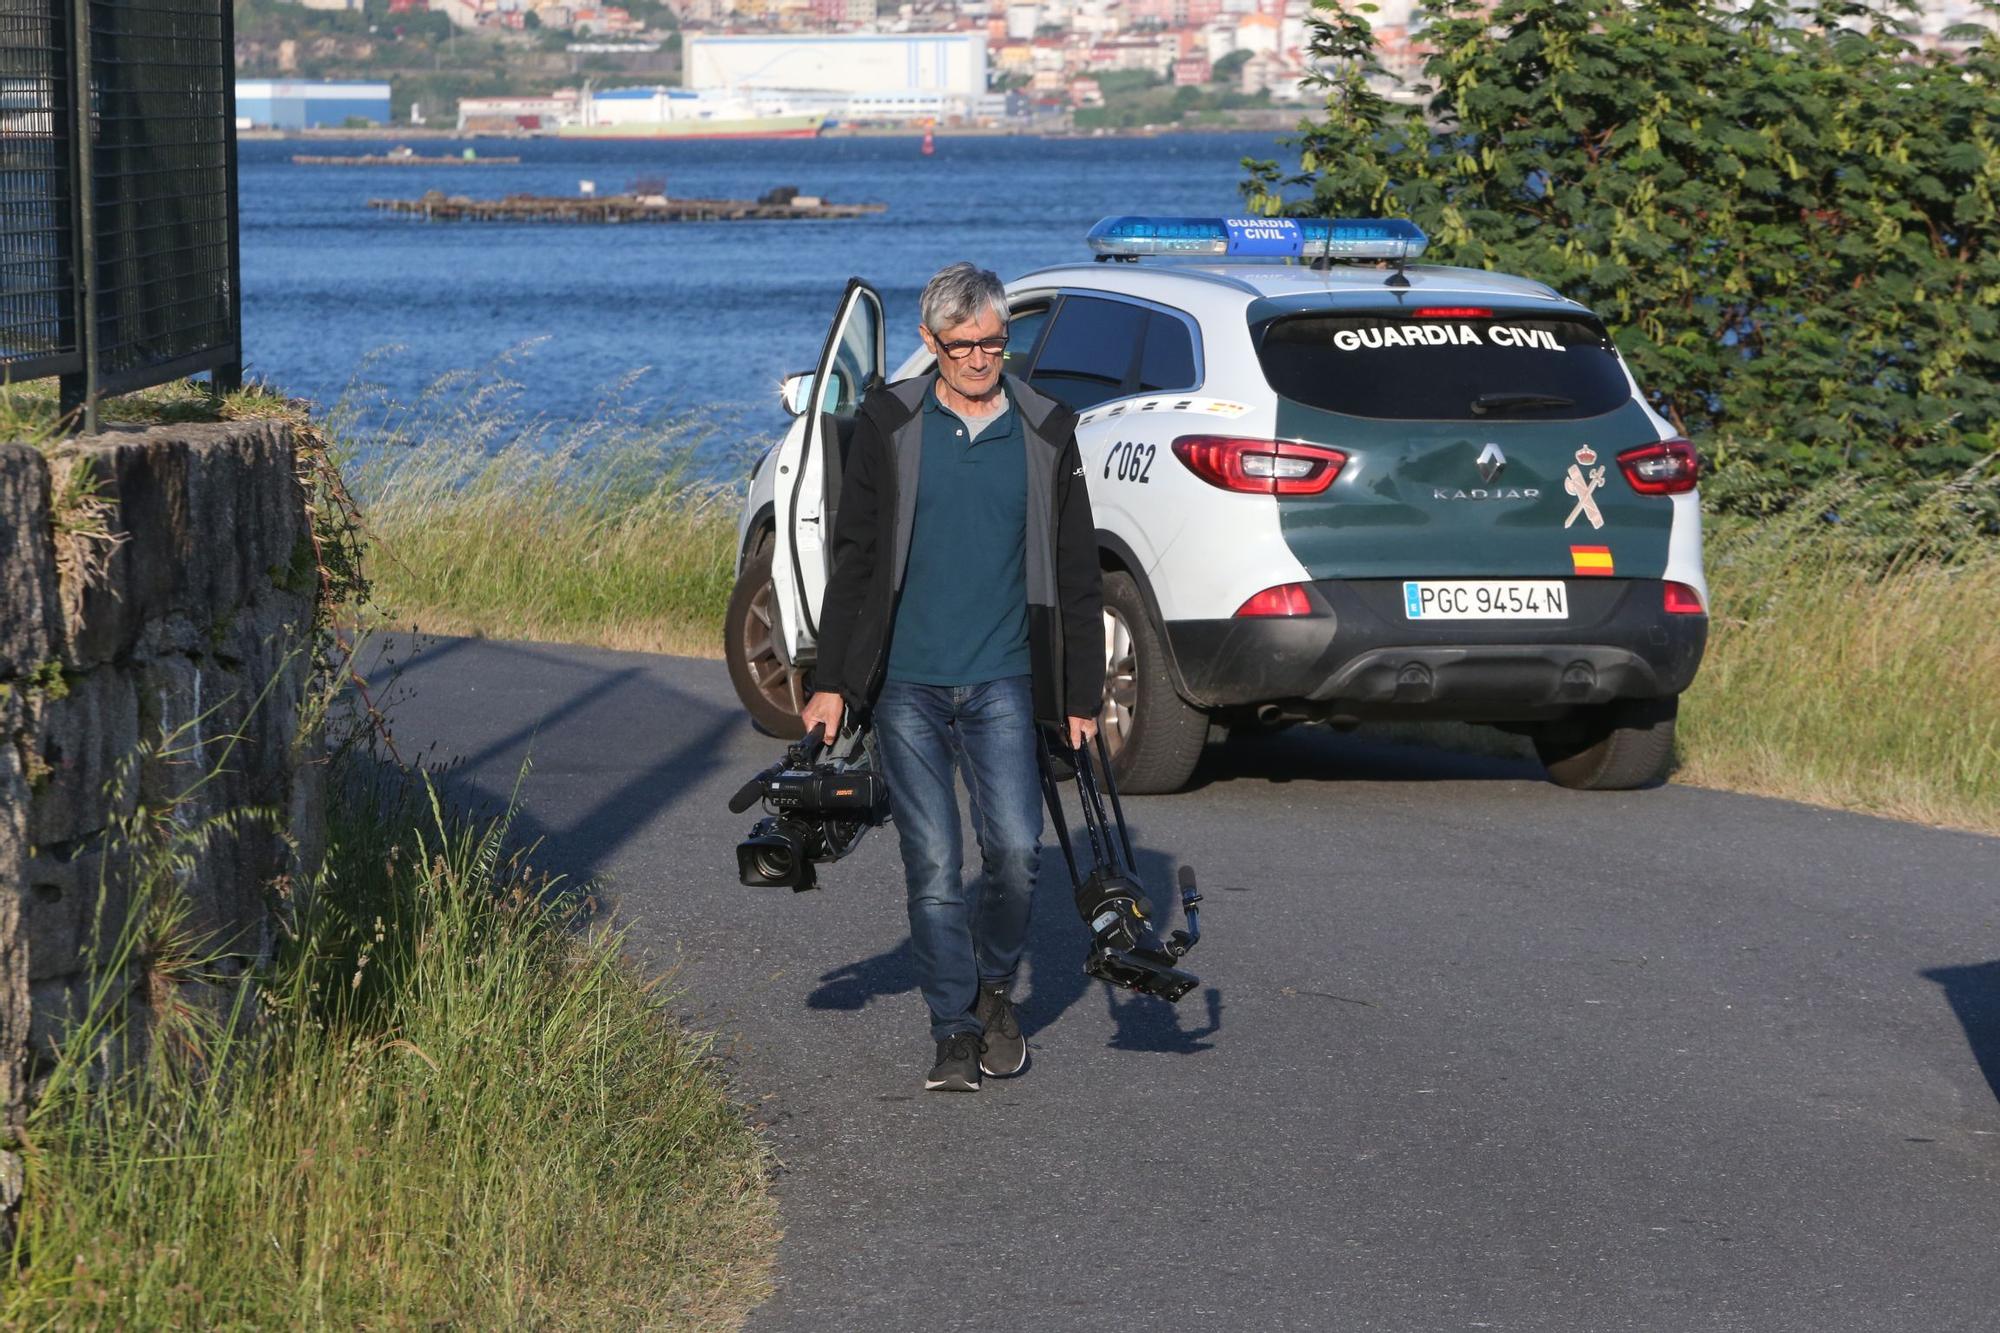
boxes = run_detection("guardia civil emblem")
[1563,445,1606,531]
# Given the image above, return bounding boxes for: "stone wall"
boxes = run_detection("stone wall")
[0,418,322,1220]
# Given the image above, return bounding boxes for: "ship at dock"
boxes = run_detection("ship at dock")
[556,86,825,141]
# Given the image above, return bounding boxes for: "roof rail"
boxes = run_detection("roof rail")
[1011,261,1268,298]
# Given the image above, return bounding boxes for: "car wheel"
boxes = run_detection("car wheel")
[1098,571,1208,794]
[724,534,809,738]
[1532,696,1678,791]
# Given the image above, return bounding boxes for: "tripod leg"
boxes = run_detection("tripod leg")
[1035,730,1082,888]
[1092,730,1141,873]
[1071,740,1117,874]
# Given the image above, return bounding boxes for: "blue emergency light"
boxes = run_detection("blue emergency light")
[1086,215,1429,262]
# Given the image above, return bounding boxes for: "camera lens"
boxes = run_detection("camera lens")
[738,819,814,888]
[751,846,795,881]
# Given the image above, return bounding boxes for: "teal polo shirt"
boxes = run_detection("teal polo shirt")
[884,383,1032,687]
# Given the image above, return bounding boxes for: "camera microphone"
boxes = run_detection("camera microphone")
[728,773,773,814]
[729,723,828,813]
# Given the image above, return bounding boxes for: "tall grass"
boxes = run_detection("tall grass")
[337,351,750,659]
[6,736,776,1328]
[1676,478,2000,832]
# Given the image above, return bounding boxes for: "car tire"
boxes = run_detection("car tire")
[1532,695,1679,791]
[724,533,809,739]
[1098,571,1207,795]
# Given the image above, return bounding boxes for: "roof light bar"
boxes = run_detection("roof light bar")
[1087,215,1429,262]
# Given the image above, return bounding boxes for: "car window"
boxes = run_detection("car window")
[1029,295,1147,411]
[1138,310,1198,393]
[818,306,877,417]
[1256,311,1632,420]
[1004,303,1050,380]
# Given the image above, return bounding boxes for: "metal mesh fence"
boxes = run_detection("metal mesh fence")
[0,0,237,414]
[0,0,80,381]
[87,0,236,393]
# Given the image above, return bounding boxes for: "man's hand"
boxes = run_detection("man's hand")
[800,691,844,741]
[1067,714,1098,751]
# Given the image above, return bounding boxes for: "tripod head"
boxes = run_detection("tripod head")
[1037,730,1205,1003]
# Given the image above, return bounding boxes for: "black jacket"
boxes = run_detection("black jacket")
[813,372,1105,726]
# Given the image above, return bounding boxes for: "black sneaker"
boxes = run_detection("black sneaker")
[925,1033,983,1092]
[974,983,1026,1077]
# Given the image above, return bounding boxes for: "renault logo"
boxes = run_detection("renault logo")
[1475,442,1506,483]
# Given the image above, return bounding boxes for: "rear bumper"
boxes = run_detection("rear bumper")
[1165,578,1707,719]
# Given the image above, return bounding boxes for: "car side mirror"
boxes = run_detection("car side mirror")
[779,371,816,417]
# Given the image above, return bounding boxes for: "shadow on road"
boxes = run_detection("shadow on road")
[808,936,918,1012]
[370,635,743,884]
[1106,984,1222,1053]
[807,804,1222,1056]
[1189,725,1545,790]
[1922,960,2000,1108]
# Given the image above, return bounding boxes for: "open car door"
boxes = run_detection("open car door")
[771,279,886,666]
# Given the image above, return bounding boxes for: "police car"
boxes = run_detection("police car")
[724,216,1707,794]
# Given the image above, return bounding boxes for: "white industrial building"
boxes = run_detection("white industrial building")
[683,31,989,105]
[235,79,391,129]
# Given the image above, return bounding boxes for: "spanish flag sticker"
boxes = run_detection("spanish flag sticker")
[1570,545,1614,577]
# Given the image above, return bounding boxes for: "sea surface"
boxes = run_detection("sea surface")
[240,132,1289,451]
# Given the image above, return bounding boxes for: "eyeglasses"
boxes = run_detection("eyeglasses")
[933,334,1009,360]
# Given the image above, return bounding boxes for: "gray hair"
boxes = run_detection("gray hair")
[919,262,1007,334]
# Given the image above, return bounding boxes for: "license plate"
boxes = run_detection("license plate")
[1402,580,1568,620]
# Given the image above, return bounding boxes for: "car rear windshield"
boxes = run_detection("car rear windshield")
[1255,311,1633,420]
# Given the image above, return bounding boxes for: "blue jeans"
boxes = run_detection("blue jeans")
[872,676,1043,1041]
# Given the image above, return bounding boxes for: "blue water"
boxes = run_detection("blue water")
[239,132,1284,443]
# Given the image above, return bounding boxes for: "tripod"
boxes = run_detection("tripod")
[1034,728,1204,1002]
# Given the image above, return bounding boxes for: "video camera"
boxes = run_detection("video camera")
[729,723,890,891]
[1037,731,1205,1003]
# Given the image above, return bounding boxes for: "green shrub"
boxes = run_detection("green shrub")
[1246,1,2000,511]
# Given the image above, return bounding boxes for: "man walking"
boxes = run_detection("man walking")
[800,262,1105,1092]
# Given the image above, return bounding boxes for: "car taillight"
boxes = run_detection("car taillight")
[1618,439,1701,495]
[1664,582,1705,614]
[1411,306,1493,319]
[1234,584,1315,617]
[1171,436,1347,496]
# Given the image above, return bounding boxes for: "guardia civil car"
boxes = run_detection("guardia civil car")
[724,216,1708,794]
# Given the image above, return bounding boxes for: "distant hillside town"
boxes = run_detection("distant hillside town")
[237,0,2000,134]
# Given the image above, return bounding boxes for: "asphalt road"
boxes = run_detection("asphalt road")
[376,635,2000,1333]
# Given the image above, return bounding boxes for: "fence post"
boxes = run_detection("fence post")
[213,0,242,396]
[55,0,95,435]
